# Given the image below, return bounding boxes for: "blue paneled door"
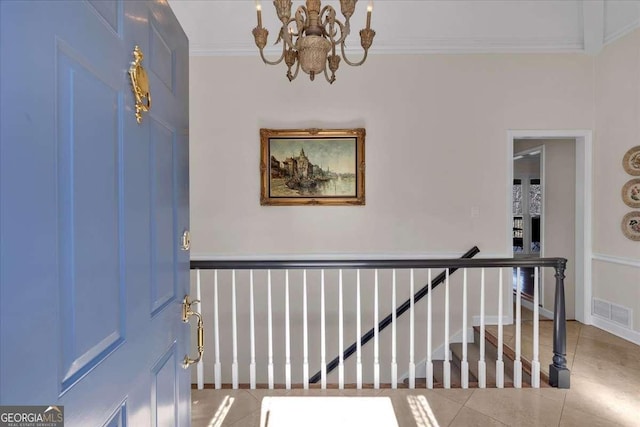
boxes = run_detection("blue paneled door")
[1,1,190,425]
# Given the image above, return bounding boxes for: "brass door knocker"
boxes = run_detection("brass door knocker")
[128,45,151,124]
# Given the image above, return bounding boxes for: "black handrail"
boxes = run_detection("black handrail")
[191,256,565,271]
[190,252,570,388]
[309,246,480,384]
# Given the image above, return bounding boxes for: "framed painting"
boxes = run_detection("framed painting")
[260,128,365,206]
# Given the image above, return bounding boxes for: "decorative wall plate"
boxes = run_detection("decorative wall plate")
[622,178,640,208]
[621,211,640,241]
[622,145,640,176]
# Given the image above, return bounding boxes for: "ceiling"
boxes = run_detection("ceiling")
[168,0,640,56]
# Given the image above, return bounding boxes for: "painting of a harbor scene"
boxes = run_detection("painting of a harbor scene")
[260,128,365,206]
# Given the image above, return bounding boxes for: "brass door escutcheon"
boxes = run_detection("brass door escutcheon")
[181,230,190,251]
[182,295,204,368]
[128,45,151,124]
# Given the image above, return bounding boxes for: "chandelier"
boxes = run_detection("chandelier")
[252,0,375,84]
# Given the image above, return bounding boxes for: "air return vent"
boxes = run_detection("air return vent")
[592,298,611,319]
[611,304,632,328]
[592,298,633,329]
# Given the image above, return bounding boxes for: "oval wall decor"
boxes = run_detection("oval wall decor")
[621,211,640,241]
[622,145,640,176]
[622,178,640,208]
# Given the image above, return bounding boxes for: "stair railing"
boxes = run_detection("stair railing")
[308,246,480,384]
[190,254,569,390]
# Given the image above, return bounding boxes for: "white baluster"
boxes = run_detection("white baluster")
[461,268,469,389]
[196,270,204,390]
[374,269,380,389]
[249,270,256,389]
[214,270,221,390]
[409,269,415,389]
[532,267,541,388]
[356,269,362,389]
[391,269,397,389]
[478,268,486,388]
[268,270,274,389]
[285,270,291,389]
[514,267,523,388]
[426,269,433,389]
[496,268,504,388]
[443,269,451,388]
[321,269,327,389]
[338,269,344,389]
[232,270,238,389]
[303,270,309,389]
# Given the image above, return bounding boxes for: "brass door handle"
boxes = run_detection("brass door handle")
[182,295,204,368]
[128,45,151,124]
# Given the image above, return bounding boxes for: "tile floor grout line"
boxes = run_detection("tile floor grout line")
[446,400,467,427]
[459,388,475,406]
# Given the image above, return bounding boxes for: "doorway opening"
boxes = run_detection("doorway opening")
[506,130,593,325]
[512,146,544,303]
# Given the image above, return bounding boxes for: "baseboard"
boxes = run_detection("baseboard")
[591,316,640,346]
[518,299,554,320]
[471,315,512,326]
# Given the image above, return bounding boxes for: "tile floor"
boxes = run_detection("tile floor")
[192,317,640,426]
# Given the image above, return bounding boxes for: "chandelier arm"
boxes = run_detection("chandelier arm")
[295,5,308,33]
[259,45,286,66]
[323,64,335,84]
[321,13,348,46]
[320,4,337,36]
[335,20,351,46]
[340,40,369,67]
[289,60,301,81]
[288,12,303,49]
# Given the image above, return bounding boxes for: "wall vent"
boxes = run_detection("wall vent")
[592,298,611,319]
[592,298,633,329]
[611,303,632,328]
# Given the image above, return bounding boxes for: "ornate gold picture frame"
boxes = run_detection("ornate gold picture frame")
[260,128,365,206]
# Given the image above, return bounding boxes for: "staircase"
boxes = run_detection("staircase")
[417,314,550,388]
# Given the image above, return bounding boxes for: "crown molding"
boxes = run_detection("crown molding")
[190,36,584,57]
[366,36,584,55]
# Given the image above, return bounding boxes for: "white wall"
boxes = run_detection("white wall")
[188,51,599,383]
[190,53,594,258]
[593,29,640,335]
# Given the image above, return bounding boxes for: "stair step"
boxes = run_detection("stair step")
[450,341,509,387]
[412,322,551,389]
[475,326,549,386]
[432,359,463,388]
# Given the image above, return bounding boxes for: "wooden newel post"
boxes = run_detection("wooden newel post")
[549,259,570,388]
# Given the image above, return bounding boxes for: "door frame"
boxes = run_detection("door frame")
[506,130,593,325]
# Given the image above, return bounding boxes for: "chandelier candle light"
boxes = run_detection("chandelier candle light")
[252,0,375,84]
